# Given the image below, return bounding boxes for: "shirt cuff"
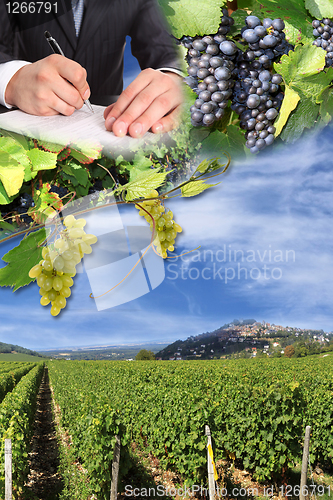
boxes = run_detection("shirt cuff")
[0,60,31,108]
[157,67,186,78]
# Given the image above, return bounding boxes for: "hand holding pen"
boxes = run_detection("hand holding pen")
[5,42,92,117]
[44,31,93,113]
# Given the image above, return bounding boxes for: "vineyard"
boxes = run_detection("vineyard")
[0,356,332,498]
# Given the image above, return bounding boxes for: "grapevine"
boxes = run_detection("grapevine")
[135,190,183,259]
[28,215,98,316]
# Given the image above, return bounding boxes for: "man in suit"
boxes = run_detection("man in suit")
[0,0,184,137]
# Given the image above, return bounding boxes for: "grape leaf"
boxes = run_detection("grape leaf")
[27,148,57,172]
[124,169,167,200]
[318,87,333,125]
[37,140,67,154]
[259,0,314,44]
[157,0,225,39]
[279,91,319,143]
[274,86,300,137]
[305,0,333,19]
[274,44,326,84]
[0,215,15,233]
[0,151,25,197]
[62,162,89,187]
[0,129,30,150]
[32,185,62,223]
[129,153,154,182]
[0,228,46,291]
[0,136,32,182]
[180,179,218,197]
[200,127,247,161]
[70,143,102,164]
[0,181,14,205]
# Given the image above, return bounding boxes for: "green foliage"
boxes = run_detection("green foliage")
[305,0,333,19]
[0,228,46,291]
[48,356,333,490]
[0,363,44,498]
[135,349,156,360]
[157,0,226,39]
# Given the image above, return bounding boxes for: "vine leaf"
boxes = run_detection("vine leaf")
[70,143,102,164]
[33,185,63,223]
[0,151,25,197]
[157,0,225,39]
[181,179,218,197]
[62,161,89,187]
[318,87,333,125]
[124,169,167,200]
[128,153,153,182]
[37,140,67,154]
[259,0,314,44]
[305,0,333,19]
[0,228,46,291]
[274,86,300,138]
[274,44,326,84]
[27,148,58,172]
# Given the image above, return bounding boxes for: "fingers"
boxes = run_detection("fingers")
[105,69,183,137]
[5,55,90,117]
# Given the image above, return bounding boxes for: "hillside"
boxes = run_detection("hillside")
[0,341,45,359]
[156,319,333,360]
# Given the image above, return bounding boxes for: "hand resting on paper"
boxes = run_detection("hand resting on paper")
[104,68,183,138]
[5,55,90,116]
[5,58,183,138]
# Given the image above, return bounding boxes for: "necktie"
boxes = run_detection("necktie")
[71,0,84,37]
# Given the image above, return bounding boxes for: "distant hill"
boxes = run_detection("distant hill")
[155,319,260,360]
[0,341,44,358]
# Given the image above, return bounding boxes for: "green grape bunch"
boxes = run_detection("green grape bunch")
[28,215,98,316]
[135,190,182,259]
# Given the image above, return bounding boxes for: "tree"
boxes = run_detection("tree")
[135,349,156,360]
[284,345,295,358]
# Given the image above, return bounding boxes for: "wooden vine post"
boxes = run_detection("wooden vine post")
[205,425,216,500]
[5,439,12,500]
[300,426,311,500]
[110,435,121,500]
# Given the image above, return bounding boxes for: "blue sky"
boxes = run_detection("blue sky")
[1,123,333,350]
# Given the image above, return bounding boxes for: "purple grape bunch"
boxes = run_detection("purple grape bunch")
[182,9,237,127]
[231,15,292,153]
[312,18,333,67]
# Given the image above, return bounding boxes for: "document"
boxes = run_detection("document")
[0,104,169,157]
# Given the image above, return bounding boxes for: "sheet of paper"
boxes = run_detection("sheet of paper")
[0,104,169,157]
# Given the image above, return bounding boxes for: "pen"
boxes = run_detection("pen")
[44,30,94,113]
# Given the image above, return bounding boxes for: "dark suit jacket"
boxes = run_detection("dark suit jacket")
[0,0,181,96]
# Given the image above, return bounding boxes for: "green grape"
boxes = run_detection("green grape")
[174,223,182,233]
[82,234,98,245]
[63,214,75,227]
[43,278,53,291]
[157,218,165,228]
[53,256,65,271]
[73,218,86,228]
[42,260,53,272]
[62,275,73,287]
[165,220,173,229]
[59,287,71,298]
[61,250,74,261]
[165,211,173,220]
[37,274,47,288]
[53,276,63,291]
[50,304,61,317]
[42,247,49,259]
[29,264,42,278]
[54,238,65,250]
[157,231,166,241]
[48,289,58,301]
[55,295,66,309]
[80,242,92,254]
[68,228,85,239]
[39,287,47,297]
[40,296,50,306]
